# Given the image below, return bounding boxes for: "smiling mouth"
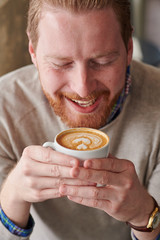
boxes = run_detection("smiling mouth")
[70,98,97,107]
[63,91,107,112]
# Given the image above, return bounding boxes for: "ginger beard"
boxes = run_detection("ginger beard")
[42,88,122,129]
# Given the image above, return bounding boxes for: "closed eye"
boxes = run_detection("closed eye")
[89,59,114,69]
[52,62,74,70]
[89,54,119,70]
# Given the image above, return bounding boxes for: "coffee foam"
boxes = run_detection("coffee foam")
[57,130,108,151]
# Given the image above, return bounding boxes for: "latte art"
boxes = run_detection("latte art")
[57,129,108,151]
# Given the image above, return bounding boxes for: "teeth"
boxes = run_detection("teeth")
[72,99,96,107]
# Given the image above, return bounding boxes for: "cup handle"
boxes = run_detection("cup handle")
[43,142,55,150]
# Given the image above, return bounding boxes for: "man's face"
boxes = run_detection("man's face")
[29,7,133,128]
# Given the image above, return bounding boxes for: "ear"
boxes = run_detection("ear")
[27,33,38,68]
[127,37,133,65]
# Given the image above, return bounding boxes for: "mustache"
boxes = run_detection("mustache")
[56,89,110,101]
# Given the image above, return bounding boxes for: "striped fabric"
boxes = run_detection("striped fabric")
[133,231,160,240]
[107,65,132,124]
[0,206,34,237]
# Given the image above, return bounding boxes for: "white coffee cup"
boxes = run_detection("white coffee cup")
[43,128,109,187]
[43,127,110,161]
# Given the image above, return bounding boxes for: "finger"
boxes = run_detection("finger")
[29,188,62,202]
[67,196,110,211]
[84,155,133,173]
[23,146,79,167]
[60,179,96,186]
[27,177,96,189]
[59,185,117,201]
[23,159,72,178]
[70,167,127,186]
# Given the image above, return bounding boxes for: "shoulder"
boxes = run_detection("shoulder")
[131,60,160,79]
[0,64,37,88]
[0,65,45,123]
[130,60,160,105]
[0,64,40,97]
[131,60,160,88]
[0,64,41,106]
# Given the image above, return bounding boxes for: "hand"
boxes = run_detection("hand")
[0,145,92,227]
[59,154,154,225]
[2,145,96,203]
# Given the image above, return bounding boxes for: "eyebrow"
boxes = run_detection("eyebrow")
[44,55,72,62]
[92,51,120,59]
[44,51,120,61]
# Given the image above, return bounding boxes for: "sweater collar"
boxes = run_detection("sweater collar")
[107,66,132,124]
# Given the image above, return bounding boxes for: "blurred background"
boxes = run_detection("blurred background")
[0,0,30,76]
[0,0,160,76]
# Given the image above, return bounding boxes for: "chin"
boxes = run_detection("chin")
[55,104,111,129]
[43,88,121,129]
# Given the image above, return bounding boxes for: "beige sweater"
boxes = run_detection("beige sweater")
[0,60,160,240]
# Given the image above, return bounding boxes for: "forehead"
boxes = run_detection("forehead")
[39,5,120,32]
[37,7,123,56]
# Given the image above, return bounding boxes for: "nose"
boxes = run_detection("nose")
[69,63,97,98]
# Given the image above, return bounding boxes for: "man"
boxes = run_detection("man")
[0,0,160,239]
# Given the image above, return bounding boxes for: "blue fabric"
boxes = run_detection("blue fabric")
[156,234,160,240]
[107,65,132,123]
[132,232,160,240]
[0,206,34,237]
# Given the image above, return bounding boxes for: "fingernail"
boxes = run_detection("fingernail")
[70,159,78,167]
[71,167,80,177]
[84,160,92,168]
[59,185,67,194]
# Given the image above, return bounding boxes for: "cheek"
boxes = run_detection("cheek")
[39,69,66,95]
[101,69,126,99]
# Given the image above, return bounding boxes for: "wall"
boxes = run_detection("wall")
[144,0,160,49]
[131,0,145,39]
[1,0,160,77]
[0,0,31,76]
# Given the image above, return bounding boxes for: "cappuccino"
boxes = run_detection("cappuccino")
[57,128,109,151]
